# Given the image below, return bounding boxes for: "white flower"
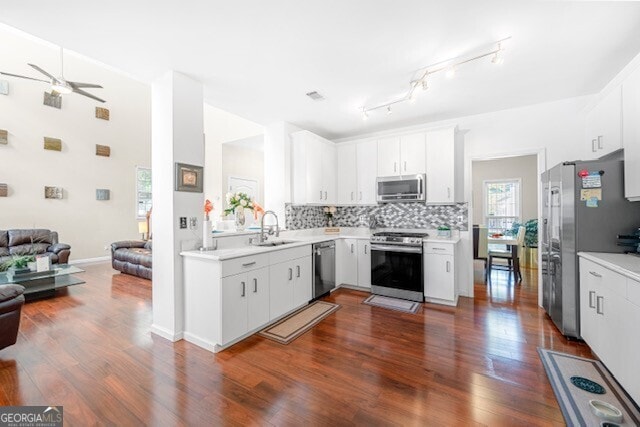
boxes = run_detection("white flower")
[225,193,232,203]
[329,206,337,214]
[240,199,247,207]
[323,207,329,213]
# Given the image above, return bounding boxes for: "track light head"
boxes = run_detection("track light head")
[422,79,429,91]
[362,110,369,121]
[387,106,392,115]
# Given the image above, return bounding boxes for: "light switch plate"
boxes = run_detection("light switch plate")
[179,217,187,229]
[189,217,198,229]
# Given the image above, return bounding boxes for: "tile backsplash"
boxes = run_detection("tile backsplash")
[285,203,468,230]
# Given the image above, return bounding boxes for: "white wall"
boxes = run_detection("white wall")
[203,104,263,222]
[472,155,538,226]
[0,26,151,260]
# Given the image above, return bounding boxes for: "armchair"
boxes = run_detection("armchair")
[0,284,25,351]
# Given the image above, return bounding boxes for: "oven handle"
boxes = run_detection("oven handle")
[370,244,423,254]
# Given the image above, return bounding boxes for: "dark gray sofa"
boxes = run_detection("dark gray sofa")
[111,240,152,280]
[0,229,71,265]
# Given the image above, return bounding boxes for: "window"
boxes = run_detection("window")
[136,166,152,219]
[484,179,521,233]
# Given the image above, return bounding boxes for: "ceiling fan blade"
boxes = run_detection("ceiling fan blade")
[28,63,57,81]
[72,87,106,103]
[68,81,103,89]
[0,71,49,83]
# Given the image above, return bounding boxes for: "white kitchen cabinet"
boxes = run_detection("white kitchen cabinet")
[377,136,401,177]
[400,132,426,175]
[337,238,358,286]
[356,140,378,204]
[357,240,371,288]
[623,278,640,405]
[623,65,640,201]
[270,256,312,319]
[291,130,337,205]
[585,86,622,159]
[377,133,426,177]
[424,242,458,306]
[425,127,463,203]
[337,144,358,205]
[221,266,270,345]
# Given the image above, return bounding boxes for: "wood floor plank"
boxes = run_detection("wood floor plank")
[0,262,595,425]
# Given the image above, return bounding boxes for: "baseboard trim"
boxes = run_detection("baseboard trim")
[183,332,219,353]
[150,324,183,342]
[69,256,110,265]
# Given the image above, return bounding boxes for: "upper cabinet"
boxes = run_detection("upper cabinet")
[425,127,463,203]
[623,65,640,201]
[291,131,337,205]
[377,133,426,177]
[585,86,622,159]
[336,139,378,205]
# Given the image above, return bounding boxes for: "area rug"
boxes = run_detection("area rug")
[258,301,340,345]
[363,294,421,314]
[538,348,640,426]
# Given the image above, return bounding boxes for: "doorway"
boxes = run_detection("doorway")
[471,154,540,302]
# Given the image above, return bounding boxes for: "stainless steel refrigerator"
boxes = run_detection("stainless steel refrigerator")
[541,153,640,338]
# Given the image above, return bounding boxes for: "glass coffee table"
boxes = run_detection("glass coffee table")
[0,264,85,299]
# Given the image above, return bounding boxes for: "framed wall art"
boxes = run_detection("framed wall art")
[175,162,203,193]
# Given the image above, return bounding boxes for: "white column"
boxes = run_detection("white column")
[264,121,300,225]
[151,71,204,341]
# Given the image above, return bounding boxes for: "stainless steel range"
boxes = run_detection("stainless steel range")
[370,231,428,302]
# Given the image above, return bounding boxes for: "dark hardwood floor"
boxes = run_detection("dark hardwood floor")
[0,261,591,425]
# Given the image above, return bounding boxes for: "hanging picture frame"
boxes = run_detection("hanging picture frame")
[175,163,203,193]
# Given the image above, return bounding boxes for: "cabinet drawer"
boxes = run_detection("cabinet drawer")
[221,254,269,277]
[269,245,313,265]
[424,243,454,255]
[583,259,627,298]
[628,278,640,307]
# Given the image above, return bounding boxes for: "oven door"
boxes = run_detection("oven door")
[370,244,423,294]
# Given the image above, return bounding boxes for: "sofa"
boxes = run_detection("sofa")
[111,240,152,280]
[0,284,25,351]
[0,229,71,265]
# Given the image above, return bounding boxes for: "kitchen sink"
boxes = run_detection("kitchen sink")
[252,240,298,247]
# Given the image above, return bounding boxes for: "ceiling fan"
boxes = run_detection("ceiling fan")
[0,47,105,103]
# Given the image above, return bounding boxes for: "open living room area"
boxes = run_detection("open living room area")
[2,1,640,425]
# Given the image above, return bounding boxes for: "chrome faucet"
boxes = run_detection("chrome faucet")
[259,210,280,243]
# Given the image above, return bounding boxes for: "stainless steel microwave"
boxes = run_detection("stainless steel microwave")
[376,174,426,203]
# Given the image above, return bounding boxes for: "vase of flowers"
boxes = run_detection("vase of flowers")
[224,192,255,231]
[323,206,337,227]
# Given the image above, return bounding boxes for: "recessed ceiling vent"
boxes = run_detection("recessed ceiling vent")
[306,91,325,101]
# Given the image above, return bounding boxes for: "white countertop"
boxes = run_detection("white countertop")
[182,227,461,261]
[579,252,640,282]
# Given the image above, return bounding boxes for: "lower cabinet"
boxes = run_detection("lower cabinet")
[424,242,458,306]
[579,256,640,404]
[336,238,371,289]
[221,267,269,345]
[270,256,312,320]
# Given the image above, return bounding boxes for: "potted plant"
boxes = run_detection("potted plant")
[437,226,452,238]
[323,206,337,227]
[0,255,36,274]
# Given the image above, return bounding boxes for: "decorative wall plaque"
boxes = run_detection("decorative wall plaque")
[0,184,7,197]
[0,129,7,145]
[44,137,62,151]
[43,91,62,109]
[96,189,110,200]
[96,144,111,157]
[0,81,8,96]
[44,186,63,199]
[95,107,110,120]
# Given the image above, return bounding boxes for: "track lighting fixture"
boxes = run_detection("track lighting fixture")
[359,37,510,119]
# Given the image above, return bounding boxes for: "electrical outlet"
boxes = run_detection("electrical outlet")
[189,217,198,229]
[179,217,187,229]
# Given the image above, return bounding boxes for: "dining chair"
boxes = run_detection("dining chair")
[473,225,489,279]
[487,226,525,282]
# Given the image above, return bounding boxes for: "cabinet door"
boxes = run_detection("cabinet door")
[337,238,358,286]
[377,136,400,177]
[221,273,249,344]
[579,260,598,344]
[357,240,371,288]
[357,140,378,204]
[270,261,294,319]
[400,132,426,175]
[424,253,455,301]
[337,144,357,205]
[623,280,640,404]
[596,86,622,156]
[623,66,640,200]
[322,142,337,204]
[306,136,324,204]
[293,256,312,308]
[595,275,626,378]
[247,267,270,331]
[426,128,455,203]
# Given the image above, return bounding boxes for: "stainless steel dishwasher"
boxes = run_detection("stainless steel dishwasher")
[312,241,336,300]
